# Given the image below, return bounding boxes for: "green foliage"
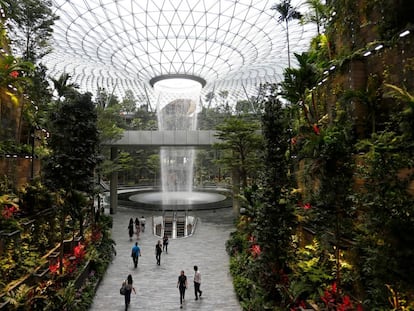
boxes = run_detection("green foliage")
[302,0,330,35]
[0,141,32,156]
[271,0,303,68]
[354,131,414,308]
[225,83,297,309]
[256,84,294,266]
[226,229,249,256]
[279,52,321,105]
[19,179,53,215]
[44,92,100,194]
[44,279,93,311]
[289,240,335,302]
[24,64,53,133]
[384,83,414,141]
[4,284,44,311]
[229,250,274,310]
[214,116,264,188]
[0,248,17,289]
[4,0,58,62]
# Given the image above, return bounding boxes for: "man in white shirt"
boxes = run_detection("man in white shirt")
[140,216,146,232]
[193,265,202,300]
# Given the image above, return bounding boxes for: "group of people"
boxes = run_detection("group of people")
[123,217,202,309]
[177,266,202,308]
[124,266,202,310]
[128,216,146,241]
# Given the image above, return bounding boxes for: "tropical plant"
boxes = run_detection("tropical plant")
[4,284,47,310]
[50,73,79,100]
[302,0,330,35]
[271,0,303,68]
[0,53,34,142]
[280,52,318,103]
[355,131,414,308]
[384,83,414,138]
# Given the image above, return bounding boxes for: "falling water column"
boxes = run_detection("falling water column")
[152,76,203,203]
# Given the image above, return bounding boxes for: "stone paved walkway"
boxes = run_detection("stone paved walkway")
[89,205,242,311]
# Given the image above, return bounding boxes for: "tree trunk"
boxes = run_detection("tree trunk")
[232,166,240,216]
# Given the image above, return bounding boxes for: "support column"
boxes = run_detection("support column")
[110,147,118,214]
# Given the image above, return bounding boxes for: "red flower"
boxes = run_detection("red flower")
[312,124,320,135]
[49,263,59,273]
[2,205,17,219]
[303,203,311,210]
[297,202,312,210]
[331,282,337,293]
[321,290,331,305]
[73,242,85,258]
[291,137,297,145]
[251,244,261,257]
[342,295,351,306]
[9,71,19,78]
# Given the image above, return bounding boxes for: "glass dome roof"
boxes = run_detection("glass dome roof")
[45,0,317,107]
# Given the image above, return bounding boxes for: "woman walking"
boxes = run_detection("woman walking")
[124,274,136,310]
[177,270,188,309]
[134,217,140,240]
[128,218,134,241]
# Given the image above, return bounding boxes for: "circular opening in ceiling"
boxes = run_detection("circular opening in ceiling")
[150,74,206,89]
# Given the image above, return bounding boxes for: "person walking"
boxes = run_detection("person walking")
[128,218,134,241]
[193,265,202,300]
[162,234,169,253]
[177,270,188,309]
[134,217,140,240]
[140,215,146,232]
[124,274,136,311]
[131,242,141,268]
[155,240,162,265]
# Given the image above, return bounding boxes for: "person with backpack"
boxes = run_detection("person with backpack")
[122,274,136,310]
[131,242,141,268]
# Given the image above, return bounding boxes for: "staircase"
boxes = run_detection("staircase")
[163,212,173,238]
[176,214,186,238]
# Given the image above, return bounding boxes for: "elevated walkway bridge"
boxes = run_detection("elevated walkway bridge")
[102,130,222,214]
[102,130,221,147]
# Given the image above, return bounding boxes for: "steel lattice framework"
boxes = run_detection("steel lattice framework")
[45,0,317,108]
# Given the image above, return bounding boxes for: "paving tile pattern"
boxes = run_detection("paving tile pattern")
[89,206,242,311]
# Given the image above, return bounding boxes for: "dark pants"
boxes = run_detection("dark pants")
[179,286,186,304]
[132,255,138,268]
[124,289,131,310]
[163,242,168,253]
[194,281,202,299]
[156,252,161,265]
